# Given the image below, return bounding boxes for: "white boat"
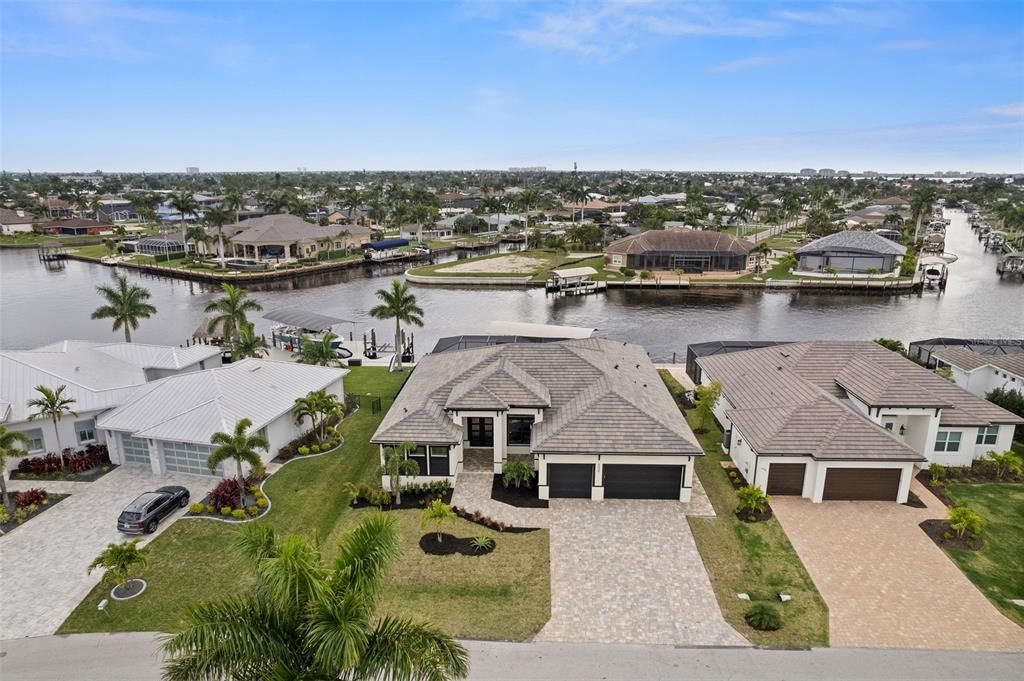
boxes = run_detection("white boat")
[264,308,354,359]
[985,231,1006,251]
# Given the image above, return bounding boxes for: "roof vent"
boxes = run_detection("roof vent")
[613,364,619,370]
[777,366,783,371]
[780,351,790,358]
[249,366,261,373]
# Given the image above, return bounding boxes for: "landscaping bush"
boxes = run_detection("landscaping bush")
[17,453,63,475]
[470,536,495,553]
[983,449,1023,480]
[310,444,320,454]
[501,459,536,489]
[189,502,205,515]
[744,603,782,631]
[928,462,946,486]
[247,505,260,517]
[0,507,8,526]
[205,504,216,514]
[256,497,269,508]
[220,506,232,516]
[948,505,984,539]
[15,488,47,509]
[620,267,636,278]
[736,485,770,514]
[14,507,28,524]
[297,445,310,456]
[205,474,262,510]
[985,387,1024,418]
[231,509,247,520]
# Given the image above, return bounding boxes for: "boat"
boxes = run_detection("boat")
[917,256,950,291]
[996,252,1024,277]
[985,231,1006,252]
[922,233,945,253]
[264,308,355,359]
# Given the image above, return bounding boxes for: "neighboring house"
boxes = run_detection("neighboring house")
[605,227,754,273]
[932,348,1024,399]
[98,359,346,478]
[36,218,109,236]
[132,234,188,256]
[222,214,370,261]
[696,341,1022,503]
[39,198,73,218]
[795,231,906,274]
[96,197,138,223]
[0,341,221,469]
[0,207,35,234]
[372,339,703,501]
[908,337,1024,368]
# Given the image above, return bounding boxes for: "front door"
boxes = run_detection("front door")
[467,417,494,447]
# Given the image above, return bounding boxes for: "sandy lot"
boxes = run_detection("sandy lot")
[437,254,547,274]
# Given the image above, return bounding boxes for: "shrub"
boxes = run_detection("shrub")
[824,266,837,275]
[501,459,536,489]
[639,269,652,280]
[15,488,47,509]
[206,504,216,514]
[0,506,8,525]
[256,497,269,508]
[865,267,880,275]
[14,508,28,524]
[310,444,320,454]
[189,502,206,515]
[744,603,782,631]
[470,536,495,553]
[728,470,739,479]
[220,506,232,516]
[231,509,247,520]
[298,445,310,456]
[247,505,260,517]
[928,462,946,486]
[736,485,770,514]
[620,267,636,278]
[984,449,1023,480]
[948,505,984,539]
[421,499,456,543]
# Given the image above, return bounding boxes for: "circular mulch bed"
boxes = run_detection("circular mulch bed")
[418,533,495,556]
[919,519,984,551]
[111,578,147,600]
[735,507,773,523]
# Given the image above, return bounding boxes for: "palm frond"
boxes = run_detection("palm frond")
[305,591,372,674]
[234,523,280,563]
[331,512,399,598]
[256,535,330,611]
[356,616,469,681]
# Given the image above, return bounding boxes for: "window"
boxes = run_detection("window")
[406,445,427,475]
[23,428,45,452]
[883,421,895,431]
[429,446,450,476]
[934,431,962,452]
[506,416,534,447]
[75,419,96,444]
[976,425,999,446]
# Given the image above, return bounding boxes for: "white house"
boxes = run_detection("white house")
[932,348,1024,399]
[0,341,221,471]
[696,341,1022,503]
[98,360,346,478]
[0,207,34,234]
[372,339,703,501]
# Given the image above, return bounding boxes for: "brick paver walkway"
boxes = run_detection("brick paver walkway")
[0,466,210,640]
[535,500,748,646]
[772,479,1024,651]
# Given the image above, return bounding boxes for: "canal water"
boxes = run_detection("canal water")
[1,210,1019,361]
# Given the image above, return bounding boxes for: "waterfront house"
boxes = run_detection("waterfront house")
[372,338,703,501]
[223,214,370,262]
[908,337,1024,368]
[98,360,345,478]
[0,341,221,467]
[695,341,1022,502]
[36,218,109,236]
[0,207,34,234]
[133,234,187,256]
[795,230,906,274]
[932,348,1024,399]
[604,227,754,274]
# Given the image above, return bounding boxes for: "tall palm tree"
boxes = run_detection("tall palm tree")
[910,185,938,243]
[222,189,245,224]
[27,385,78,467]
[342,186,363,220]
[185,224,211,256]
[292,389,341,443]
[167,190,199,251]
[233,323,269,360]
[204,283,263,345]
[369,279,424,371]
[203,205,233,266]
[208,418,268,506]
[91,274,157,342]
[161,515,469,681]
[0,426,31,512]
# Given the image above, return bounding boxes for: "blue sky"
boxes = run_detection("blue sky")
[2,1,1023,172]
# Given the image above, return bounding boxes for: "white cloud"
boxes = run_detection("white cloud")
[712,54,781,73]
[981,103,1024,117]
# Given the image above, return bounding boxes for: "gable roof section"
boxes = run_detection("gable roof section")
[835,356,952,408]
[934,348,1024,377]
[227,214,337,244]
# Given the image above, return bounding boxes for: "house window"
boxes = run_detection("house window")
[934,431,962,452]
[976,425,999,446]
[75,419,96,444]
[428,446,450,476]
[406,445,427,475]
[506,416,534,447]
[23,428,45,452]
[883,421,895,431]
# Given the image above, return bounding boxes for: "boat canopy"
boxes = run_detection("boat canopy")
[363,238,409,250]
[263,308,352,331]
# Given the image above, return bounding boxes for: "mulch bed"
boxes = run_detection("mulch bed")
[111,578,147,599]
[490,476,548,508]
[735,506,773,523]
[920,519,984,551]
[418,533,496,556]
[351,489,453,511]
[0,494,70,534]
[721,463,750,490]
[12,464,118,483]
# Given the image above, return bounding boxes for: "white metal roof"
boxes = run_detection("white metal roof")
[97,359,347,445]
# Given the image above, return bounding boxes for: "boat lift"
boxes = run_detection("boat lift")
[265,308,355,359]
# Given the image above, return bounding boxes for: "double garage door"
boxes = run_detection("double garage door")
[823,468,902,501]
[547,463,683,500]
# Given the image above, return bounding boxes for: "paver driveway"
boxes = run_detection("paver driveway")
[0,466,209,640]
[772,480,1024,651]
[535,499,748,646]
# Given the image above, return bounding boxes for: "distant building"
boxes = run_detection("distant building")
[186,166,199,175]
[800,168,818,176]
[0,207,34,234]
[818,168,837,177]
[508,166,547,172]
[605,227,754,274]
[36,218,108,236]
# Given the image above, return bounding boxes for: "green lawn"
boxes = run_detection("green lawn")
[944,483,1024,629]
[407,249,623,283]
[667,376,829,648]
[59,367,551,640]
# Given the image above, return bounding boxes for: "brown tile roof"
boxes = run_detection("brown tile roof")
[934,348,1024,376]
[0,208,33,224]
[227,214,340,244]
[605,227,753,256]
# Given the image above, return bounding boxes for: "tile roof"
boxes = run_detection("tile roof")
[227,214,339,244]
[605,227,753,256]
[373,339,702,456]
[0,208,33,224]
[796,230,907,256]
[934,348,1024,377]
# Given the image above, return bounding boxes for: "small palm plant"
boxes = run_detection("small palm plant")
[947,505,984,539]
[383,442,419,505]
[208,418,269,509]
[421,499,457,543]
[27,384,78,467]
[984,449,1023,480]
[88,539,149,594]
[294,332,343,367]
[232,322,269,359]
[292,389,341,443]
[736,485,770,515]
[0,425,30,512]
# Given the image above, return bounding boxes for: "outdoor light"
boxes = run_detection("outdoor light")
[899,425,906,436]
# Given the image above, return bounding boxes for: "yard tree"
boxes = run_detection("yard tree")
[0,426,30,512]
[383,441,419,505]
[421,499,457,543]
[208,418,269,508]
[26,385,78,467]
[232,323,269,360]
[369,279,424,371]
[204,283,263,345]
[91,273,157,343]
[693,380,721,432]
[167,190,199,248]
[984,449,1023,480]
[873,338,906,355]
[88,539,149,593]
[292,389,341,444]
[294,332,344,367]
[162,516,469,681]
[203,205,233,266]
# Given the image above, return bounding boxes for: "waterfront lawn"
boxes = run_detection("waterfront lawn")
[408,249,567,278]
[59,367,551,640]
[668,378,829,647]
[944,482,1024,629]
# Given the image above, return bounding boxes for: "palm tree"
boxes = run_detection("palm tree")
[383,442,419,505]
[204,283,263,345]
[222,189,245,225]
[294,332,344,367]
[369,280,424,371]
[910,185,938,243]
[87,540,149,594]
[421,499,457,543]
[203,205,233,267]
[233,323,269,359]
[208,418,269,507]
[91,274,157,342]
[161,515,469,681]
[185,224,210,257]
[292,389,341,443]
[342,186,363,220]
[27,385,78,467]
[334,227,351,257]
[0,426,30,512]
[166,190,199,251]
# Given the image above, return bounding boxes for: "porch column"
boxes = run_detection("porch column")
[149,439,165,475]
[592,459,604,500]
[493,412,506,473]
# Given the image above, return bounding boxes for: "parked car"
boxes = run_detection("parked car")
[117,486,190,534]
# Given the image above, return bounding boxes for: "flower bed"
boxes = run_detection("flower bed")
[187,475,269,521]
[418,533,497,556]
[0,488,70,534]
[349,481,453,511]
[12,445,116,482]
[450,505,540,534]
[919,518,984,551]
[489,475,548,508]
[273,419,344,463]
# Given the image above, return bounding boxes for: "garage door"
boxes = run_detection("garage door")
[766,463,806,496]
[548,463,593,498]
[162,441,222,476]
[121,435,152,466]
[604,464,682,500]
[822,468,901,501]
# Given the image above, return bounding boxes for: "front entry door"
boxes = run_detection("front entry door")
[467,417,494,447]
